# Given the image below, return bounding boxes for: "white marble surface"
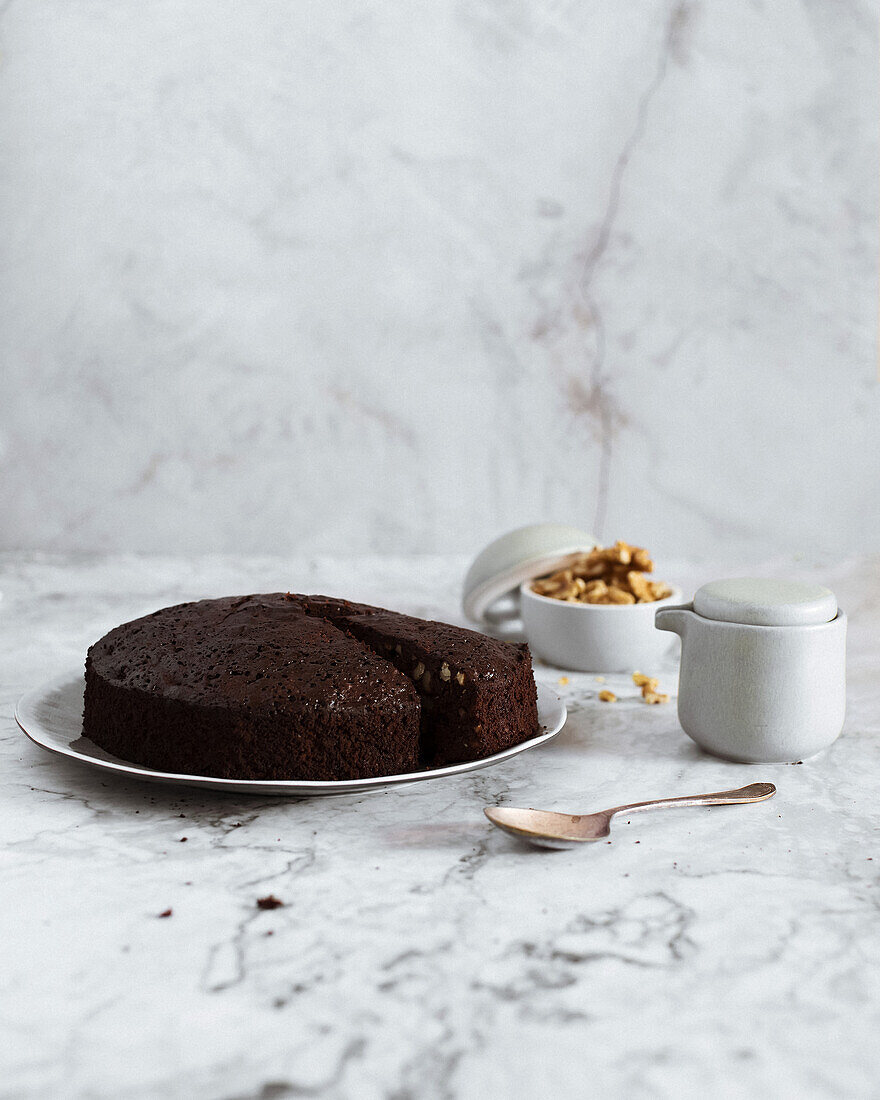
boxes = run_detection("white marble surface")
[0,1,877,560]
[2,551,879,1099]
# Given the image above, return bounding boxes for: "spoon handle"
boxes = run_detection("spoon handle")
[605,782,776,819]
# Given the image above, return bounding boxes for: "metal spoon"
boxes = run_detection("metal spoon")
[484,781,776,849]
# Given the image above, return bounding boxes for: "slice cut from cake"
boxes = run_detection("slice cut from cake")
[295,595,539,766]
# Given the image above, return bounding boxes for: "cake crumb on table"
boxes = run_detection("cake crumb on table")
[257,895,284,910]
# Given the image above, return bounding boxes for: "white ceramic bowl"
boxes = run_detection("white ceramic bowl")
[520,582,683,673]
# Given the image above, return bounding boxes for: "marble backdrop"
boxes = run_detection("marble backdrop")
[0,0,876,559]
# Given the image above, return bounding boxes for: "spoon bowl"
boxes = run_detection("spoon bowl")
[484,806,615,848]
[485,782,776,850]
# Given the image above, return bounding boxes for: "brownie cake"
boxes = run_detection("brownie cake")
[83,594,539,780]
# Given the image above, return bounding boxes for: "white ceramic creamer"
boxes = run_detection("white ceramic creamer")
[655,578,846,763]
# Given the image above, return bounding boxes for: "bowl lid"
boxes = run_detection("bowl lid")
[693,578,837,627]
[462,523,598,624]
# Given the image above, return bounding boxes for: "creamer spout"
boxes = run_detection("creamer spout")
[654,603,696,638]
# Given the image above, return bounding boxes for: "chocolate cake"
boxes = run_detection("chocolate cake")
[83,594,539,780]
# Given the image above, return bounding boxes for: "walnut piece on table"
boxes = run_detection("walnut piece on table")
[632,671,669,705]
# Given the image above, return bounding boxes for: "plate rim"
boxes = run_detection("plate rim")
[15,670,567,795]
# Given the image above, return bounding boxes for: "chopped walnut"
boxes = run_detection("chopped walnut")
[598,690,617,703]
[531,541,672,605]
[632,671,668,705]
[627,571,655,601]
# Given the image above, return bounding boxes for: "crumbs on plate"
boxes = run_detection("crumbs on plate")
[531,540,672,605]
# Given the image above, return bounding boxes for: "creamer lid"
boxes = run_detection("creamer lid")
[693,578,838,627]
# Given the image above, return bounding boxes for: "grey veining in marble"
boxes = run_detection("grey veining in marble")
[1,552,879,1099]
[0,1,877,559]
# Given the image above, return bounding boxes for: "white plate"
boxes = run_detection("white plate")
[15,672,567,796]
